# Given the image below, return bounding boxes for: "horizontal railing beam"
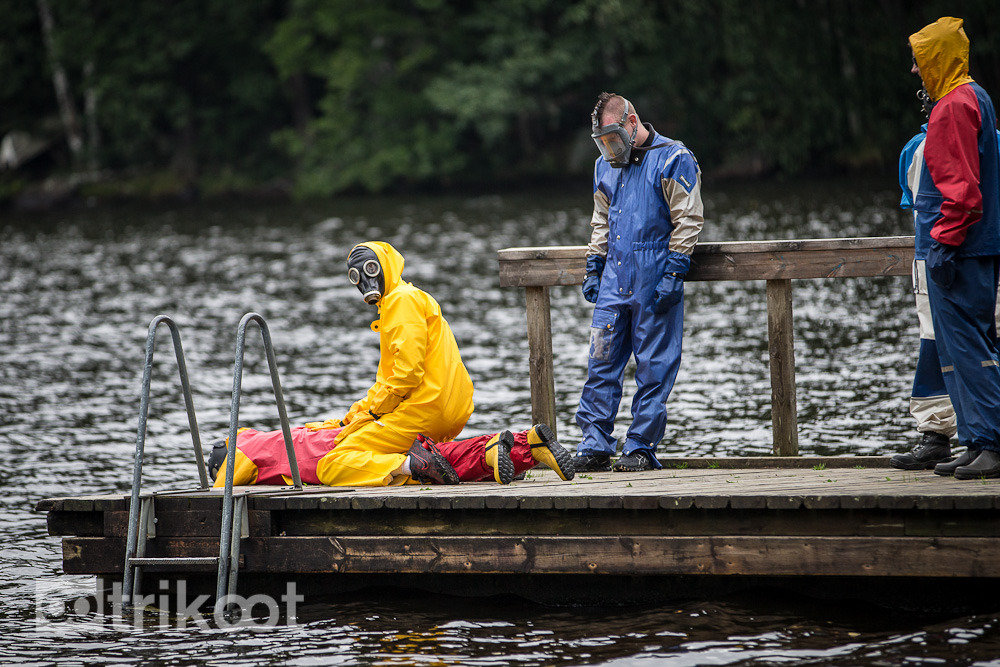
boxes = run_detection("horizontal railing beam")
[498,236,915,287]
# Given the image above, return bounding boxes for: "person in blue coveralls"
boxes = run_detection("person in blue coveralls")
[893,17,1000,479]
[574,93,705,472]
[890,117,1000,473]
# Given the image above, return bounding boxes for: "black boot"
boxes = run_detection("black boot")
[206,439,228,480]
[954,449,1000,480]
[933,448,977,476]
[573,454,612,472]
[407,437,460,485]
[889,432,951,470]
[612,449,659,472]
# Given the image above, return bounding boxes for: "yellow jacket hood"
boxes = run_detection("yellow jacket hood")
[351,241,404,297]
[910,17,974,102]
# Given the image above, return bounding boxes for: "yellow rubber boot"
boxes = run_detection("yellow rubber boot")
[484,431,516,484]
[212,448,259,487]
[527,424,575,481]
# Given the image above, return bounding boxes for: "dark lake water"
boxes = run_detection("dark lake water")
[2,177,999,664]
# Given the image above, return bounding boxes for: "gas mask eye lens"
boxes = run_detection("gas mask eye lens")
[363,259,381,278]
[348,267,361,285]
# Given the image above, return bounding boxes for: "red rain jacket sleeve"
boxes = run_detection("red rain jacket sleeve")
[924,85,984,247]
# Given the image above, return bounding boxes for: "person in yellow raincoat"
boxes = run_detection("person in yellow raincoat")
[308,241,476,486]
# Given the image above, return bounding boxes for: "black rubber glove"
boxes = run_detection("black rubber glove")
[582,255,605,303]
[926,241,958,290]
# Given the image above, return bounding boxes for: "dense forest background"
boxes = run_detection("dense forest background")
[2,0,999,203]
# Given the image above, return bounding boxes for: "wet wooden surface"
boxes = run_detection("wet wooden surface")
[37,462,1000,583]
[38,460,1000,513]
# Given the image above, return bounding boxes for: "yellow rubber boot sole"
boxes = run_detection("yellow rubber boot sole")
[484,431,516,484]
[528,424,575,481]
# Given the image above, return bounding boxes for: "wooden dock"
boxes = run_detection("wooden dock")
[37,235,999,607]
[37,458,1000,605]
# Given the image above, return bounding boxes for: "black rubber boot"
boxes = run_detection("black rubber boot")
[933,448,977,476]
[408,437,460,485]
[573,454,612,472]
[206,439,228,480]
[890,432,952,470]
[954,449,1000,480]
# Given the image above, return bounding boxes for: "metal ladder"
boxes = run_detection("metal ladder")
[122,313,301,609]
[215,312,301,604]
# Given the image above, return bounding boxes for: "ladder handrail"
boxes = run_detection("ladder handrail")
[122,315,207,605]
[217,312,301,604]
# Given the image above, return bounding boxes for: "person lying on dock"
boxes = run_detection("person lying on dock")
[206,422,575,487]
[210,240,573,488]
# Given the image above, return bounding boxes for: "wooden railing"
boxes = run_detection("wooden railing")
[498,237,915,455]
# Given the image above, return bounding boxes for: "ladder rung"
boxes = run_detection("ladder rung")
[129,557,219,567]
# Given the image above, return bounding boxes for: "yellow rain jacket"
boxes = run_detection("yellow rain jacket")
[313,241,475,485]
[910,17,974,102]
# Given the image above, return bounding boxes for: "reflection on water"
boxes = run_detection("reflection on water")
[2,177,997,664]
[6,587,1000,665]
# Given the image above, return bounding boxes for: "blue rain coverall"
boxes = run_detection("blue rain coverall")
[899,125,956,438]
[900,126,1000,441]
[910,17,1000,453]
[576,125,704,465]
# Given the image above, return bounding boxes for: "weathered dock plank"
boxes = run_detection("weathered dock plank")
[60,534,1000,578]
[497,238,915,287]
[239,535,999,578]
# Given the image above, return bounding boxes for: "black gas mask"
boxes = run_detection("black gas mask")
[348,246,385,305]
[591,96,637,168]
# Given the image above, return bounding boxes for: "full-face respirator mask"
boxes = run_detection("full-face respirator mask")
[348,246,385,305]
[591,96,637,168]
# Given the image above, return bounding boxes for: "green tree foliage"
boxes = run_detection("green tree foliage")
[8,0,289,181]
[0,3,56,138]
[4,0,1000,196]
[266,0,464,194]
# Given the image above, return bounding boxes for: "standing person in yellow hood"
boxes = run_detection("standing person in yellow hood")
[310,241,476,486]
[901,17,1000,479]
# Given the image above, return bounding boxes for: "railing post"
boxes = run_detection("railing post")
[766,279,799,456]
[525,286,557,437]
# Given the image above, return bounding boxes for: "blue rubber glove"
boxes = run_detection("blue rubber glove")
[652,251,691,314]
[582,255,605,303]
[926,241,958,290]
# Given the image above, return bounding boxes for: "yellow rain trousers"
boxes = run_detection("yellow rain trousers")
[311,241,474,485]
